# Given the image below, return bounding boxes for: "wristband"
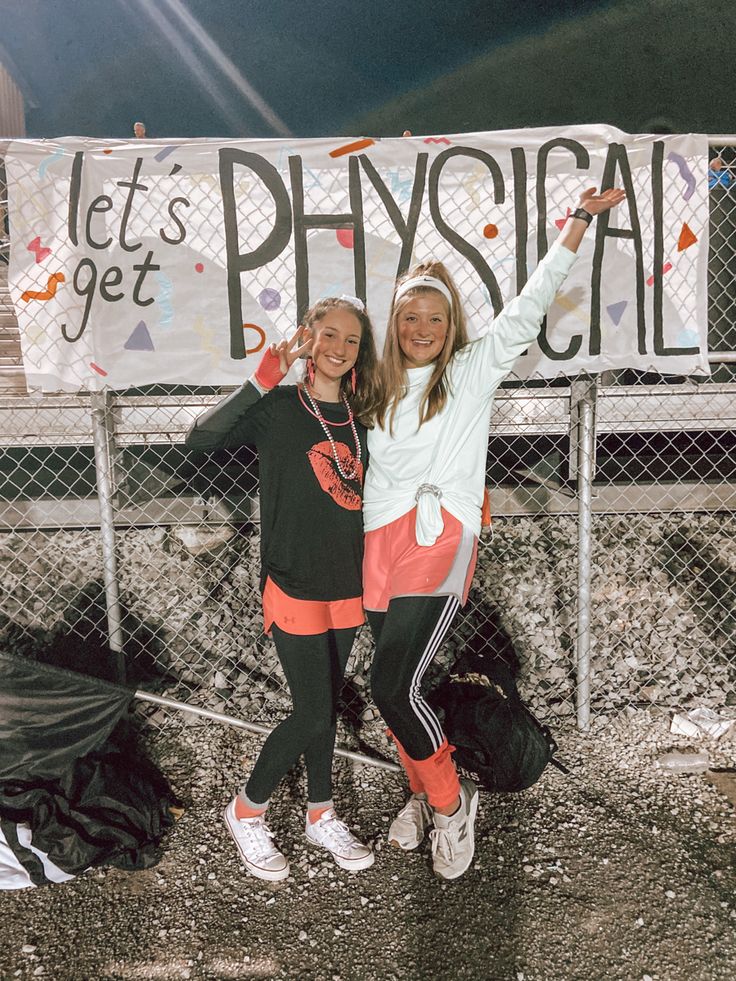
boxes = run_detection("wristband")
[253,346,286,391]
[571,207,594,225]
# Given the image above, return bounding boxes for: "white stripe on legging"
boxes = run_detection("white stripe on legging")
[408,596,459,752]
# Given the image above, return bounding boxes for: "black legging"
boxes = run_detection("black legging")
[368,594,460,761]
[244,624,356,806]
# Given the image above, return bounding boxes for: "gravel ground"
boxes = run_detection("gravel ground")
[1,712,734,981]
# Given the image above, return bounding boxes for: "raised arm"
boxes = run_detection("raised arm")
[557,187,627,254]
[477,187,626,377]
[184,326,312,451]
[184,377,271,452]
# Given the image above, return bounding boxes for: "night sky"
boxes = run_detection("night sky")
[0,0,620,139]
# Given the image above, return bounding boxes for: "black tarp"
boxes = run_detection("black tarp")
[0,649,180,881]
[0,651,134,781]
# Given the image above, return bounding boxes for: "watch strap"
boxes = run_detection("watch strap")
[571,207,594,225]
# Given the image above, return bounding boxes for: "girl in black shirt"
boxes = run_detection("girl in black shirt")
[186,295,379,880]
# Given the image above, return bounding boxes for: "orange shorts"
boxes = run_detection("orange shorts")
[363,507,478,612]
[262,576,365,636]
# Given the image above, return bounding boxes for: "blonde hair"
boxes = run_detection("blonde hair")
[375,260,469,432]
[302,297,381,427]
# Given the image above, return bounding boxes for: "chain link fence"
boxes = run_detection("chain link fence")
[1,141,735,753]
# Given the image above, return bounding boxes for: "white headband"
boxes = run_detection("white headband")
[338,293,366,312]
[316,293,365,313]
[394,275,453,307]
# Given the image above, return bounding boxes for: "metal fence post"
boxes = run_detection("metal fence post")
[90,391,126,682]
[570,378,597,730]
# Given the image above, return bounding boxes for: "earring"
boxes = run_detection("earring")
[351,367,357,394]
[307,358,315,386]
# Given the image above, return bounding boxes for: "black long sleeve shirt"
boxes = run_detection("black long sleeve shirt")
[185,383,367,602]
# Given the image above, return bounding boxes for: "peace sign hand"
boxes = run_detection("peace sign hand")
[253,324,313,392]
[271,324,313,375]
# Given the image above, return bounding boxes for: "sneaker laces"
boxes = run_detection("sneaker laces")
[315,814,359,849]
[396,795,429,824]
[239,818,281,862]
[429,826,457,864]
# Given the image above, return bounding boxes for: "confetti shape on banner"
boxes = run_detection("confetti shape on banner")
[554,293,589,326]
[302,164,322,191]
[102,149,113,155]
[388,170,414,204]
[124,321,154,351]
[258,288,281,311]
[677,327,700,347]
[554,293,590,325]
[667,152,696,200]
[336,229,354,249]
[463,164,489,208]
[274,145,321,189]
[329,138,375,158]
[424,137,451,146]
[677,223,698,251]
[90,362,108,376]
[193,316,221,364]
[195,262,204,273]
[155,272,174,328]
[26,236,51,263]
[21,272,65,302]
[483,224,499,239]
[606,301,628,326]
[154,146,177,162]
[38,148,63,179]
[243,323,266,355]
[647,262,673,287]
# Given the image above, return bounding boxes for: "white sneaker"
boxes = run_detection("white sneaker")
[305,809,375,871]
[223,800,289,881]
[388,793,433,851]
[429,778,479,881]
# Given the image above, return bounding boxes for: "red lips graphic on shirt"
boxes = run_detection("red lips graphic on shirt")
[307,440,363,510]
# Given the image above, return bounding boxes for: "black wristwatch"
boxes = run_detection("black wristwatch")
[571,207,594,225]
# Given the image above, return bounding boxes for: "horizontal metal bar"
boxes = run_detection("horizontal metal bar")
[492,481,736,516]
[2,482,736,530]
[709,352,736,364]
[596,384,736,433]
[2,383,736,445]
[0,496,253,529]
[134,690,400,772]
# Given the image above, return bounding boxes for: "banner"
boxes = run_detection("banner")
[6,125,709,390]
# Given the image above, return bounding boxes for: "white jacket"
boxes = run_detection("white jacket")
[364,240,577,546]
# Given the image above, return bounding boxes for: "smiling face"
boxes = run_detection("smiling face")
[310,307,362,390]
[396,292,450,368]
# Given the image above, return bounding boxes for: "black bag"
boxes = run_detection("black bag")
[430,648,566,793]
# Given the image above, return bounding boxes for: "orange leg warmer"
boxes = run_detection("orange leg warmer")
[405,738,460,810]
[388,730,425,795]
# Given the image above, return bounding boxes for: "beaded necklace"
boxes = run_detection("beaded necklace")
[299,384,361,481]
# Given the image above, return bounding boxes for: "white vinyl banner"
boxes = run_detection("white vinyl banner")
[6,125,709,391]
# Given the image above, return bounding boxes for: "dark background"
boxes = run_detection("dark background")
[1,0,732,140]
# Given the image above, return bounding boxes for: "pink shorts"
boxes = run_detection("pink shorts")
[262,577,364,636]
[363,507,478,612]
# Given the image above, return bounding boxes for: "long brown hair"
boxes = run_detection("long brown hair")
[375,260,469,432]
[302,297,381,427]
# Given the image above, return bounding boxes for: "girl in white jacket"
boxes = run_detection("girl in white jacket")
[363,186,625,880]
